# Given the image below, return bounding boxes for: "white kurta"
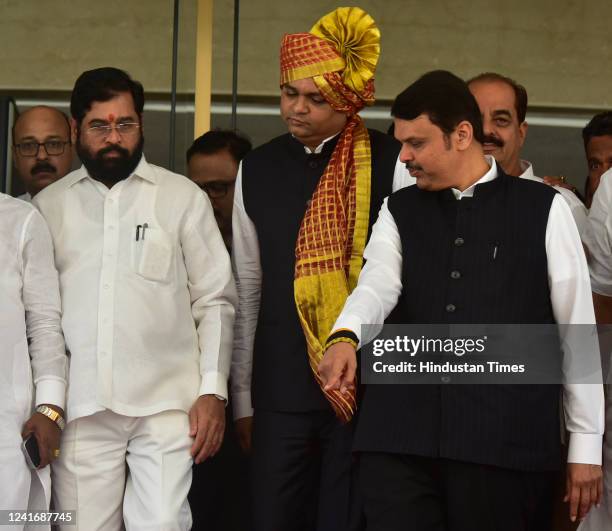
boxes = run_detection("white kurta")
[518,160,588,236]
[33,156,237,423]
[0,193,67,530]
[580,167,612,530]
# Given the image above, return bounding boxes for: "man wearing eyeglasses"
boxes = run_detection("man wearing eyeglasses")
[187,130,252,250]
[12,106,73,201]
[185,130,252,530]
[32,67,237,530]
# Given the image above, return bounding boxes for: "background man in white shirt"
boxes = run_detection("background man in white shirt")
[584,167,612,322]
[578,165,612,531]
[0,192,67,530]
[580,166,612,531]
[34,67,237,531]
[320,70,604,531]
[467,72,588,235]
[186,129,252,531]
[12,106,73,202]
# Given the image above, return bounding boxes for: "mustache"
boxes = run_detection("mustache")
[406,163,424,173]
[482,134,504,148]
[98,144,130,158]
[31,162,57,175]
[76,133,144,185]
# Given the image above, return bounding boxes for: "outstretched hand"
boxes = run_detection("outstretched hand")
[318,342,357,395]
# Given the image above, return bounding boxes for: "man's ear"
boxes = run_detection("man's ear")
[70,118,78,144]
[518,120,528,148]
[455,120,474,151]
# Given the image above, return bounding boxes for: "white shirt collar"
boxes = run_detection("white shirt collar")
[17,192,32,203]
[518,159,540,182]
[450,155,498,199]
[302,132,341,154]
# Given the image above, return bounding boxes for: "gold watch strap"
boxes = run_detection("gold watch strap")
[36,405,66,430]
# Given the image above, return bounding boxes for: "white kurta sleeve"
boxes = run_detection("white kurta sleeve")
[231,164,262,420]
[21,209,67,409]
[555,185,589,237]
[546,194,605,464]
[181,189,238,401]
[584,168,612,296]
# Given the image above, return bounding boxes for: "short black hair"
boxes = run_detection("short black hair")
[582,111,612,150]
[186,129,252,164]
[391,70,485,144]
[467,72,528,123]
[70,67,145,125]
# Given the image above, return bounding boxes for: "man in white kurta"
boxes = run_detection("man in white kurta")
[34,67,237,530]
[581,167,612,530]
[0,192,67,530]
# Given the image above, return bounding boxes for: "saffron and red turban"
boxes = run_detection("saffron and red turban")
[280,7,380,114]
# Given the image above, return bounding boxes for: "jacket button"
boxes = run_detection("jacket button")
[450,270,461,279]
[308,160,318,169]
[454,237,464,246]
[445,304,456,313]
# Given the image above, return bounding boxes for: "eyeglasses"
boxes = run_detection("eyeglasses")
[14,140,71,157]
[84,122,140,139]
[198,181,235,199]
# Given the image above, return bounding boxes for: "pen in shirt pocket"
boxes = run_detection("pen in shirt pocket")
[135,223,149,241]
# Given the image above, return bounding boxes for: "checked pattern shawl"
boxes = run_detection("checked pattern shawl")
[294,116,371,423]
[282,7,380,422]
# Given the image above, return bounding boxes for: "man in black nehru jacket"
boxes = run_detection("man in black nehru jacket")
[320,70,605,531]
[230,7,412,530]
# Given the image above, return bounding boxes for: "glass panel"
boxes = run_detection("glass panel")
[0,0,197,195]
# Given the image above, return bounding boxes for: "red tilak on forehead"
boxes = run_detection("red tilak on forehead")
[108,113,115,122]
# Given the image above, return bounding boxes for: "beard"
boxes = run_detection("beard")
[77,134,144,184]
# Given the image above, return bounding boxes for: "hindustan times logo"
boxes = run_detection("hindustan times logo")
[372,335,488,357]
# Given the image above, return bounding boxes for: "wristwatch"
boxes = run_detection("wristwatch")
[36,405,66,430]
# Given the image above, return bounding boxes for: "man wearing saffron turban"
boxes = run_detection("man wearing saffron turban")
[230,7,413,530]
